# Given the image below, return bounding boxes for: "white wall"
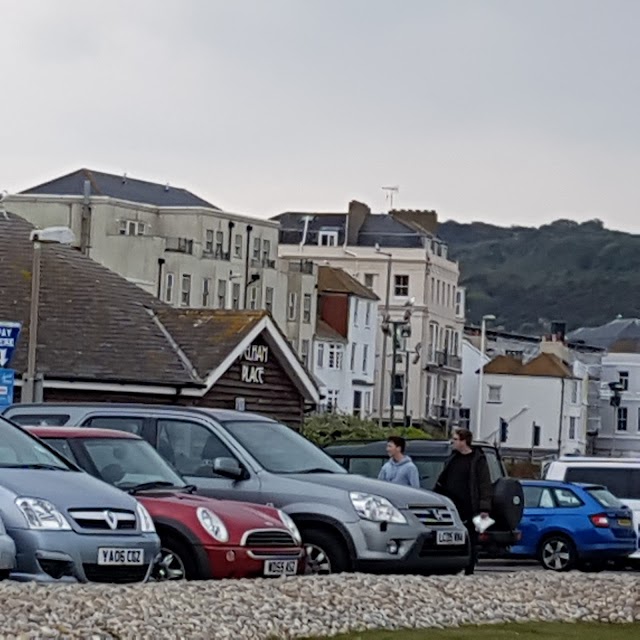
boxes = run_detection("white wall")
[460,339,490,432]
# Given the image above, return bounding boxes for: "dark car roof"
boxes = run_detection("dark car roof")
[324,440,495,456]
[25,426,141,440]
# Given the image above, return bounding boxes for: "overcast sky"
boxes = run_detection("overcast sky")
[2,1,639,231]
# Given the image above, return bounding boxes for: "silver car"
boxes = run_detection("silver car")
[0,417,160,583]
[0,516,16,578]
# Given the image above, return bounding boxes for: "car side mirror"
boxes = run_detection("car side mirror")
[213,457,245,480]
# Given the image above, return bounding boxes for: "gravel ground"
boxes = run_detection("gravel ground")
[0,572,638,640]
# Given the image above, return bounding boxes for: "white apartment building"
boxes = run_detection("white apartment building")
[274,201,464,427]
[313,266,378,416]
[6,168,316,346]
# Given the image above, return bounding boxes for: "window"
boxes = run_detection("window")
[303,294,312,323]
[428,322,439,361]
[586,488,624,509]
[353,299,359,325]
[327,344,343,370]
[436,280,441,304]
[569,416,577,440]
[533,424,541,447]
[287,293,298,321]
[523,486,555,509]
[205,229,214,253]
[617,407,628,431]
[365,302,371,327]
[234,234,243,258]
[318,230,338,246]
[482,448,506,484]
[202,278,211,307]
[553,488,583,508]
[364,274,376,289]
[353,390,362,416]
[181,274,191,307]
[84,416,145,435]
[231,283,241,310]
[157,419,235,478]
[248,286,258,310]
[215,230,225,256]
[217,279,226,308]
[262,239,271,263]
[619,371,629,391]
[392,373,405,407]
[430,277,435,302]
[458,408,471,430]
[350,343,357,371]
[265,287,274,313]
[364,391,372,414]
[394,275,409,297]
[10,413,70,426]
[301,339,310,367]
[119,220,145,236]
[565,467,640,500]
[42,438,78,463]
[165,272,174,303]
[252,237,261,260]
[0,421,70,470]
[362,344,369,373]
[325,389,339,412]
[487,385,502,403]
[571,380,579,404]
[317,343,325,368]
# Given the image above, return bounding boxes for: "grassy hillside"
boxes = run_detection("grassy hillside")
[437,218,640,333]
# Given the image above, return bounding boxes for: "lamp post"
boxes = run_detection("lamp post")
[475,313,496,440]
[22,226,75,403]
[375,245,393,426]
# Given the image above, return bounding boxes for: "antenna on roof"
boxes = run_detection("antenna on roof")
[0,190,8,219]
[382,185,399,211]
[164,182,170,192]
[122,172,127,184]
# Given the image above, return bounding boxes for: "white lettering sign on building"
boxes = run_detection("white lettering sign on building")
[241,345,269,384]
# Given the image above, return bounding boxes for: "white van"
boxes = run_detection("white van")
[543,457,640,562]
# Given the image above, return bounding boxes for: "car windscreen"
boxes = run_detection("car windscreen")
[586,487,625,509]
[565,467,640,500]
[8,413,70,426]
[0,418,72,470]
[344,456,446,490]
[80,438,186,489]
[221,420,347,474]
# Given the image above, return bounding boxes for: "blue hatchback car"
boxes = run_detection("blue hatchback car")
[511,480,637,571]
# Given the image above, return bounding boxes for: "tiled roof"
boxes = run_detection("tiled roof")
[483,353,574,378]
[20,168,220,209]
[315,320,347,343]
[569,318,640,352]
[317,266,378,301]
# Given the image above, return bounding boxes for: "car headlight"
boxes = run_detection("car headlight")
[15,497,71,530]
[350,492,407,524]
[278,510,302,544]
[136,503,156,533]
[197,507,229,543]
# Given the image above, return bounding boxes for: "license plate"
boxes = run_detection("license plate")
[98,548,144,566]
[436,531,465,545]
[263,559,298,576]
[618,518,632,527]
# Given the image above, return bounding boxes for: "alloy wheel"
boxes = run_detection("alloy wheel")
[154,547,187,580]
[304,543,332,574]
[541,538,573,571]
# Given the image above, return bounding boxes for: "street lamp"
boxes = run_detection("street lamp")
[375,244,393,426]
[475,313,496,440]
[22,226,75,403]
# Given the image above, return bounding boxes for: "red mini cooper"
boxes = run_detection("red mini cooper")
[26,426,305,580]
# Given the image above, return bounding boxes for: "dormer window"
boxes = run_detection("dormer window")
[318,229,339,246]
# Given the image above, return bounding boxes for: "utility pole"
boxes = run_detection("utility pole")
[376,247,393,426]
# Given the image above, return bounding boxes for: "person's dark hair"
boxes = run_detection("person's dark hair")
[387,436,406,452]
[454,427,472,446]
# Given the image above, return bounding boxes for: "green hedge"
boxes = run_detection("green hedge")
[302,413,433,447]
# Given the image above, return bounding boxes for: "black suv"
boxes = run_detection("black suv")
[324,439,524,554]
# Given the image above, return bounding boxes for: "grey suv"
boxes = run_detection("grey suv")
[6,404,471,575]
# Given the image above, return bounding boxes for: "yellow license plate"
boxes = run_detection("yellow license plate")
[618,518,632,527]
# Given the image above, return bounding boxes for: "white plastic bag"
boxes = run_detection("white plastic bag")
[473,514,495,533]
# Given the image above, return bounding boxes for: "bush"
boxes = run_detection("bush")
[302,412,432,447]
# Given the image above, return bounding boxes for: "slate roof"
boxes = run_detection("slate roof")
[0,213,315,396]
[21,168,220,209]
[483,352,574,378]
[273,211,426,249]
[317,266,378,301]
[568,318,640,353]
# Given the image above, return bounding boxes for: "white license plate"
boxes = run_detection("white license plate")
[263,559,298,576]
[98,548,144,566]
[436,531,465,545]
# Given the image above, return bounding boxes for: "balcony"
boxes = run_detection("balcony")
[426,350,462,372]
[202,247,230,261]
[426,401,457,422]
[288,259,314,275]
[165,237,194,254]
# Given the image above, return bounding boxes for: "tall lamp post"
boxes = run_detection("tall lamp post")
[474,313,496,440]
[23,226,75,403]
[375,245,393,427]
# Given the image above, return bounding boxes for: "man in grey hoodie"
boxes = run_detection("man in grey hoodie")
[378,436,420,488]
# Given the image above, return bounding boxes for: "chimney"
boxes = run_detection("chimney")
[550,321,566,343]
[346,200,370,245]
[505,350,524,363]
[390,209,438,235]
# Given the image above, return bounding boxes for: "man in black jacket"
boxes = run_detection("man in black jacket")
[434,427,493,575]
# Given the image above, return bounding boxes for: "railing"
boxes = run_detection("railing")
[432,350,462,370]
[203,247,230,261]
[165,237,194,254]
[288,260,314,275]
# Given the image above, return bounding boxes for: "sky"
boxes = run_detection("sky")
[1,0,640,231]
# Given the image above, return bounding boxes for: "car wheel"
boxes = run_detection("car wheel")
[0,570,9,581]
[539,535,577,572]
[301,528,350,575]
[154,536,196,581]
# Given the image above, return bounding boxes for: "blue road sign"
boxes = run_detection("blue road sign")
[0,321,21,368]
[0,369,15,406]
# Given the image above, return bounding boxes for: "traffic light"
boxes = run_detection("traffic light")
[499,418,509,443]
[609,382,623,407]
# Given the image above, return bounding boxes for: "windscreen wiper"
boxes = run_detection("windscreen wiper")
[128,481,176,494]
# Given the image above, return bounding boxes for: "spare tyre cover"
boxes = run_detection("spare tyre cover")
[491,478,524,531]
